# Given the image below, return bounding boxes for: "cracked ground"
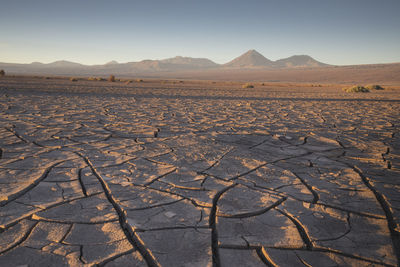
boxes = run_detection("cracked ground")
[0,78,399,266]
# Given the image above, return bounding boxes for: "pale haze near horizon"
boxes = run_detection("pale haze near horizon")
[1,0,399,66]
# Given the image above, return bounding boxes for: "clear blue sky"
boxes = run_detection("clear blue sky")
[1,0,399,65]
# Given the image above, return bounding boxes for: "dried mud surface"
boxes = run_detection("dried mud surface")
[0,77,400,266]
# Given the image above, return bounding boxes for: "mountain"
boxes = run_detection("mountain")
[161,56,218,68]
[105,60,119,65]
[129,56,219,71]
[0,56,220,76]
[224,49,274,68]
[225,51,328,68]
[101,56,220,73]
[0,60,87,76]
[274,55,328,68]
[0,51,334,76]
[46,60,83,67]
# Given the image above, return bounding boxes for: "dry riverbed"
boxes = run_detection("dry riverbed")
[0,77,399,266]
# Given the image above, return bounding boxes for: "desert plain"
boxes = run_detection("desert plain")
[0,76,399,266]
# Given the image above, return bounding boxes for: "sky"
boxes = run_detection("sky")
[1,0,399,65]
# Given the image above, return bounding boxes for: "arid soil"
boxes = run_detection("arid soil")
[133,63,400,84]
[0,77,399,266]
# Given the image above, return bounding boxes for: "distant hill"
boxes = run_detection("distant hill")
[105,60,119,65]
[160,56,218,68]
[274,55,328,68]
[224,49,274,68]
[1,57,399,83]
[123,56,219,72]
[3,50,393,78]
[46,60,83,67]
[0,56,220,76]
[224,51,328,68]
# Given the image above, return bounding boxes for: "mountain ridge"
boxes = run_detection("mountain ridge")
[224,50,328,68]
[224,49,275,67]
[274,55,328,68]
[0,50,375,77]
[1,50,327,68]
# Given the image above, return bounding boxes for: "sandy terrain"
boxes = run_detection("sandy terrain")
[144,63,400,84]
[0,76,399,266]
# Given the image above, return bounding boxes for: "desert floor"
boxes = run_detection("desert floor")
[0,77,399,266]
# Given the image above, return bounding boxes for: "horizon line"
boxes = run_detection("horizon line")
[1,50,400,66]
